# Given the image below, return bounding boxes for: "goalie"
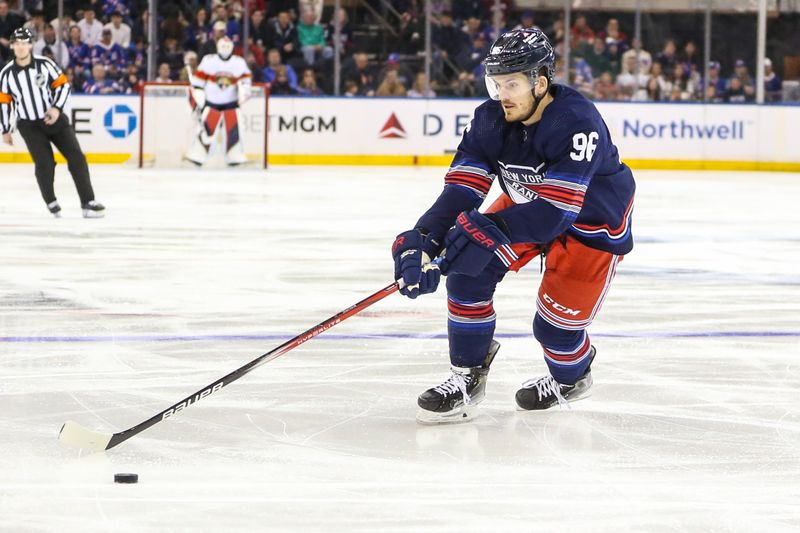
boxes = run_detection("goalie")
[185,36,252,166]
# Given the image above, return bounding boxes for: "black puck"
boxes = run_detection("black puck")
[114,473,138,484]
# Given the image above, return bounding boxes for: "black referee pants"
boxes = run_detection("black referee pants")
[16,114,95,205]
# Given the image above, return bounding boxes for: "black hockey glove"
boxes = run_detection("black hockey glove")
[391,229,441,299]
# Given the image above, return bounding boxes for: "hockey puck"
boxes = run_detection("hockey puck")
[114,473,138,484]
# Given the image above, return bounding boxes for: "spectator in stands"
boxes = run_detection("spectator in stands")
[656,39,678,73]
[433,11,469,81]
[594,71,619,101]
[645,75,661,101]
[462,15,484,43]
[131,8,148,43]
[724,76,750,103]
[157,36,185,79]
[50,13,75,42]
[186,7,210,52]
[199,20,226,59]
[667,63,695,101]
[155,62,172,82]
[266,11,298,62]
[701,61,727,98]
[297,8,332,66]
[160,4,188,45]
[570,14,594,51]
[342,51,376,96]
[0,0,25,61]
[399,10,425,55]
[408,71,436,97]
[248,9,269,49]
[121,64,141,94]
[616,54,649,101]
[584,37,612,78]
[483,4,509,42]
[764,57,782,102]
[514,10,538,32]
[599,18,627,52]
[620,38,652,76]
[456,31,488,75]
[551,16,567,45]
[129,35,147,75]
[650,62,669,101]
[343,79,359,96]
[270,65,297,94]
[84,63,122,93]
[91,28,126,71]
[297,68,324,95]
[262,47,298,89]
[34,23,68,69]
[67,25,91,73]
[376,65,407,96]
[23,9,45,40]
[104,11,131,48]
[680,40,699,74]
[731,59,755,100]
[325,8,353,57]
[78,7,103,46]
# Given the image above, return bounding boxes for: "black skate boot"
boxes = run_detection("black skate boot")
[47,200,61,218]
[417,340,500,424]
[515,347,596,411]
[81,200,105,219]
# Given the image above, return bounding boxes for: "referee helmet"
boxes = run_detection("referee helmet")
[10,27,34,43]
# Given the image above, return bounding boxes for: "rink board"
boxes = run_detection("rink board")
[0,95,798,171]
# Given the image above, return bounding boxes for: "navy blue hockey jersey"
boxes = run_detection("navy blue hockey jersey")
[417,85,635,256]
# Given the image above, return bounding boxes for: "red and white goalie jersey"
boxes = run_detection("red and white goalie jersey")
[193,52,252,107]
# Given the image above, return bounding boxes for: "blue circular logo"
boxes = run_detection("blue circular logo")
[103,104,137,139]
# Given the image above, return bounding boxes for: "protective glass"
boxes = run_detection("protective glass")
[484,72,534,101]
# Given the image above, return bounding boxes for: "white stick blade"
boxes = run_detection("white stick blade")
[58,420,112,452]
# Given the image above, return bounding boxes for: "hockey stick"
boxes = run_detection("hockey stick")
[59,282,400,452]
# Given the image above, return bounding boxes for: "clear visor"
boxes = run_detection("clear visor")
[484,73,535,101]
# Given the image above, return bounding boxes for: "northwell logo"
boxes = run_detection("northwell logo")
[379,113,406,139]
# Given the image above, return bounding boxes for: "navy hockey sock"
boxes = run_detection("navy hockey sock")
[533,314,593,384]
[448,296,496,368]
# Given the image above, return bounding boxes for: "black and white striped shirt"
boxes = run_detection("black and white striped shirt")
[0,55,71,133]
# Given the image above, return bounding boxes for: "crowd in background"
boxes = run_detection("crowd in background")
[0,0,791,101]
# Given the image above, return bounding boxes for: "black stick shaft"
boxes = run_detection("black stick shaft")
[105,282,400,449]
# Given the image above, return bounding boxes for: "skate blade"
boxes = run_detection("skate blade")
[416,404,478,425]
[82,210,105,219]
[514,390,592,411]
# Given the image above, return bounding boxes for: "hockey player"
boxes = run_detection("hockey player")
[185,36,252,166]
[391,29,635,423]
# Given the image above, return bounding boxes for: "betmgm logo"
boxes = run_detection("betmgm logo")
[103,104,137,138]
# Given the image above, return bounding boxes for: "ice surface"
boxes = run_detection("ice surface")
[1,164,799,532]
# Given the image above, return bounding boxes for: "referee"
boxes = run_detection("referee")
[0,28,104,218]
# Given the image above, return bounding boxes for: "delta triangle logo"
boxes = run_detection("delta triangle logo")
[379,113,406,139]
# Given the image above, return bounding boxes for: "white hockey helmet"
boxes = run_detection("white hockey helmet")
[216,36,234,60]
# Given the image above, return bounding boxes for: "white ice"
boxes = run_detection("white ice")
[1,164,799,532]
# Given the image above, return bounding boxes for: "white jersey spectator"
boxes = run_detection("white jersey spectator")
[77,10,103,46]
[103,12,131,48]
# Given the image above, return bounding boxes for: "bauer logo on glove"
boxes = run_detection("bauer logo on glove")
[439,210,511,277]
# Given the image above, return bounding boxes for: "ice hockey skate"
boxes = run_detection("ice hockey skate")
[81,200,105,218]
[47,200,61,218]
[515,347,595,410]
[417,340,500,424]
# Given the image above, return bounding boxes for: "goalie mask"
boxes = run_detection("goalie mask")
[482,28,555,103]
[216,36,234,60]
